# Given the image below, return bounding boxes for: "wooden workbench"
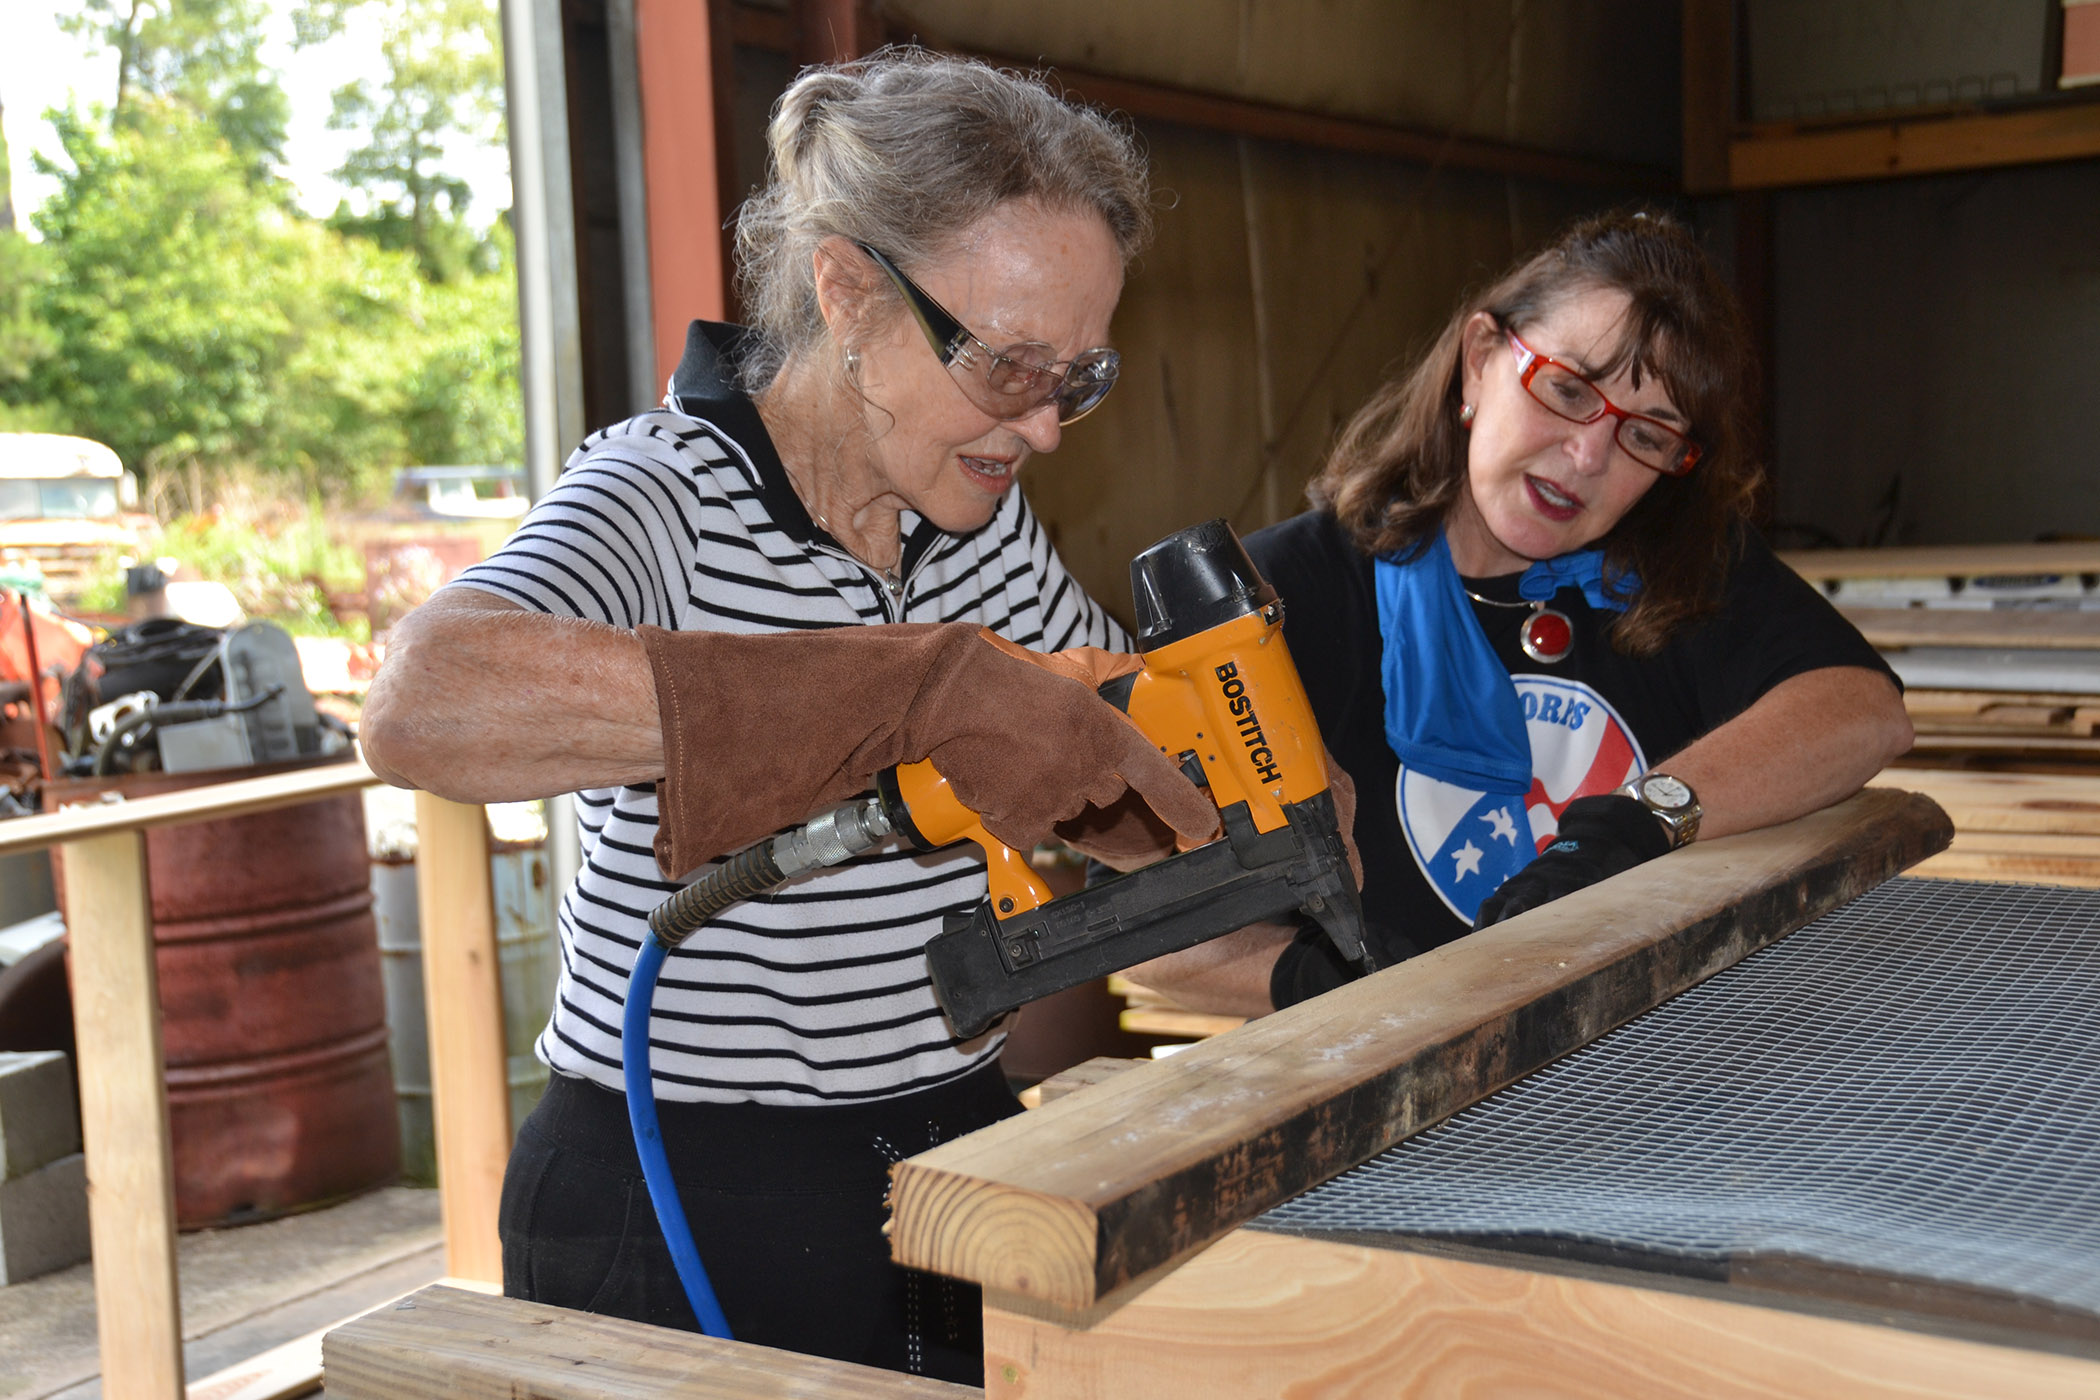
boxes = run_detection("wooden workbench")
[329,787,2100,1399]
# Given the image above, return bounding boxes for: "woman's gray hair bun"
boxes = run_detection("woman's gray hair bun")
[733,45,1152,391]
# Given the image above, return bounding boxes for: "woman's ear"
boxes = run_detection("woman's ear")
[811,236,881,343]
[1458,311,1499,405]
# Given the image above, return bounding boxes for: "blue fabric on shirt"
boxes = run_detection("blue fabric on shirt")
[1374,533,1635,795]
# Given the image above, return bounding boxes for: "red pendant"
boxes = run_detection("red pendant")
[1521,605,1573,664]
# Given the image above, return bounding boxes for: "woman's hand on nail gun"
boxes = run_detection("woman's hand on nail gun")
[911,633,1222,855]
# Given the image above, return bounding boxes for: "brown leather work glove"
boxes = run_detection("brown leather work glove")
[635,621,1221,878]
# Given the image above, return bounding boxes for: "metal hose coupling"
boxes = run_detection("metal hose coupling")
[646,796,895,952]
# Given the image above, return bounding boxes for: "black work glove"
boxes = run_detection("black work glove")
[1471,793,1672,930]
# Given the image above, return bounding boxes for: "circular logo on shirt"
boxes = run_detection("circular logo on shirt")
[1396,676,1646,923]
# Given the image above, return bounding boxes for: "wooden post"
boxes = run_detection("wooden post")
[1681,0,1737,195]
[413,793,510,1285]
[61,829,183,1400]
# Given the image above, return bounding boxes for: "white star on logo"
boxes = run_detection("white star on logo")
[1484,806,1519,845]
[1452,840,1484,880]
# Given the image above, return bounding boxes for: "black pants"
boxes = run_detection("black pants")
[498,1062,1021,1385]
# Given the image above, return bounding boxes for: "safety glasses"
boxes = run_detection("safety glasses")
[1505,327,1702,476]
[858,243,1121,426]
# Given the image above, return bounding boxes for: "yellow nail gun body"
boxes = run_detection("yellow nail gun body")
[884,519,1378,1037]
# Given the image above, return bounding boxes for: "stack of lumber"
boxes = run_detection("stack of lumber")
[1781,541,2100,763]
[1901,691,2100,756]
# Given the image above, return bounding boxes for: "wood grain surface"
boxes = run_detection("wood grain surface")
[411,793,509,1286]
[980,1228,2100,1399]
[889,789,1952,1309]
[1837,606,2100,651]
[62,828,185,1400]
[321,1285,979,1399]
[1889,770,2100,888]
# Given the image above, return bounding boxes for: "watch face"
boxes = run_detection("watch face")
[1642,775,1693,810]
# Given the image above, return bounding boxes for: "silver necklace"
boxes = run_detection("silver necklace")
[806,501,905,597]
[1462,586,1574,665]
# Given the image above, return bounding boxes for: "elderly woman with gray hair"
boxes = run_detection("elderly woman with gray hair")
[359,49,1214,1381]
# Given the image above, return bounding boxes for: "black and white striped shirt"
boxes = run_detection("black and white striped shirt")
[448,323,1125,1105]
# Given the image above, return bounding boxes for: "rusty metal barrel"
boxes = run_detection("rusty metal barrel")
[51,757,399,1227]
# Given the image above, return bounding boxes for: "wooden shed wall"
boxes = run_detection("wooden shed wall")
[1767,161,2100,550]
[729,0,1687,620]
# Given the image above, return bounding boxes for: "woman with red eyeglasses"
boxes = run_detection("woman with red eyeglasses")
[1130,209,1913,1013]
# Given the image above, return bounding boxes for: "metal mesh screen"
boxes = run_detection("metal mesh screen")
[1255,877,2100,1320]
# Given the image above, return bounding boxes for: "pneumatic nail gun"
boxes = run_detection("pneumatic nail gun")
[643,519,1378,1038]
[894,518,1377,1036]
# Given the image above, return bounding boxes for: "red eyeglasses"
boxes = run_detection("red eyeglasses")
[1504,328,1702,476]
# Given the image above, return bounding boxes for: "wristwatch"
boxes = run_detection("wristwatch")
[1618,771,1702,848]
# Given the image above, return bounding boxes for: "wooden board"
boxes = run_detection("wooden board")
[61,828,185,1400]
[321,1284,979,1399]
[1729,101,2100,189]
[1116,1006,1246,1040]
[412,794,509,1286]
[888,789,1952,1309]
[981,1227,2100,1399]
[1780,542,2100,582]
[1878,770,2100,888]
[0,755,378,857]
[1019,1057,1146,1111]
[1882,769,2100,836]
[1837,607,2100,651]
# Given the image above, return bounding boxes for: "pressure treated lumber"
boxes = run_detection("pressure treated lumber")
[61,828,184,1400]
[889,788,1952,1309]
[321,1284,980,1398]
[980,1227,2100,1400]
[412,793,509,1286]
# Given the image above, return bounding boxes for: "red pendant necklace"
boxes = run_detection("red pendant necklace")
[1464,587,1573,664]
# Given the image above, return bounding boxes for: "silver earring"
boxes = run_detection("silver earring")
[1459,401,1476,427]
[843,346,861,381]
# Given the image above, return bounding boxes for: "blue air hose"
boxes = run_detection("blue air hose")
[625,794,897,1339]
[622,937,734,1338]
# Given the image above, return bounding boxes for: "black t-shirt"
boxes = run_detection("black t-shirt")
[1246,509,1896,1004]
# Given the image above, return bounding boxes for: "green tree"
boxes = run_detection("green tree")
[299,0,505,280]
[58,0,289,176]
[8,102,521,490]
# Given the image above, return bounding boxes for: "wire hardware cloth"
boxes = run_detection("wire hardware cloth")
[1254,877,2100,1323]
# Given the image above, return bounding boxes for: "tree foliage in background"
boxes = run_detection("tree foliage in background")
[2,0,521,500]
[297,0,506,282]
[58,0,291,177]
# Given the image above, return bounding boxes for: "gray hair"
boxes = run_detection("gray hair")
[732,46,1153,391]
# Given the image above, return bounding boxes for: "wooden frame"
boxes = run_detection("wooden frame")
[2,757,509,1400]
[889,788,1952,1310]
[981,1227,2100,1399]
